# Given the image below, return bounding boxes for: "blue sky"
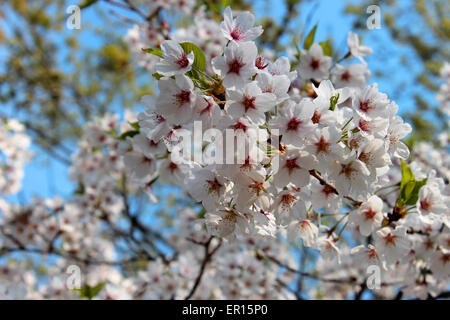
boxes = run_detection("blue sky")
[8,0,425,204]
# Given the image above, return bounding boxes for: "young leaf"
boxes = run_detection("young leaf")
[405,178,427,205]
[303,25,318,50]
[329,93,340,111]
[319,40,333,56]
[78,281,106,300]
[128,121,140,131]
[141,47,163,58]
[180,42,206,71]
[118,130,139,140]
[400,160,414,189]
[152,72,164,80]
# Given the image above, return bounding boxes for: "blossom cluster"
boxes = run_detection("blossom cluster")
[118,6,450,295]
[0,118,32,195]
[0,4,448,300]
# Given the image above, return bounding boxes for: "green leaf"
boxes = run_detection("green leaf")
[329,93,340,111]
[401,181,416,203]
[319,40,332,56]
[141,47,163,58]
[400,160,414,189]
[398,160,427,205]
[303,25,318,50]
[128,121,140,131]
[79,0,99,9]
[152,72,163,80]
[180,42,206,71]
[78,282,106,300]
[405,178,427,205]
[118,130,139,140]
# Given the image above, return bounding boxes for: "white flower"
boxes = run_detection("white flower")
[220,7,263,43]
[256,72,290,104]
[350,195,384,236]
[267,56,297,81]
[272,146,315,189]
[155,75,196,125]
[269,100,316,146]
[226,81,276,124]
[158,158,192,186]
[304,126,344,171]
[287,220,318,247]
[313,80,351,110]
[329,158,371,198]
[298,42,332,81]
[317,237,341,263]
[205,209,250,239]
[356,116,389,139]
[331,63,371,88]
[155,40,194,76]
[386,116,412,160]
[212,41,258,89]
[310,179,341,212]
[187,166,231,211]
[375,227,410,266]
[417,185,448,215]
[193,96,223,130]
[123,151,156,183]
[234,167,271,211]
[351,244,385,269]
[357,138,391,171]
[138,95,171,141]
[352,84,389,119]
[129,133,165,158]
[347,32,372,64]
[430,249,450,279]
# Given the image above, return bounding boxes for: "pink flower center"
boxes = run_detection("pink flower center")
[285,158,300,174]
[315,136,330,153]
[228,58,245,74]
[359,100,373,113]
[310,59,320,70]
[384,233,396,246]
[168,161,178,173]
[286,117,302,131]
[242,95,256,113]
[281,193,297,208]
[311,110,321,124]
[340,163,357,179]
[322,185,335,197]
[341,71,351,82]
[230,27,242,40]
[206,178,222,195]
[175,53,189,69]
[420,199,431,211]
[255,56,268,69]
[358,119,370,132]
[363,208,377,220]
[231,121,248,132]
[249,181,265,196]
[175,90,191,106]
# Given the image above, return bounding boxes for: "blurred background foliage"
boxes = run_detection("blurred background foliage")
[0,0,448,165]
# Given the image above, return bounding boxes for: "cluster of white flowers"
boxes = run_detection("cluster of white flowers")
[124,0,199,70]
[0,118,32,195]
[118,6,450,297]
[0,113,299,300]
[0,5,448,300]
